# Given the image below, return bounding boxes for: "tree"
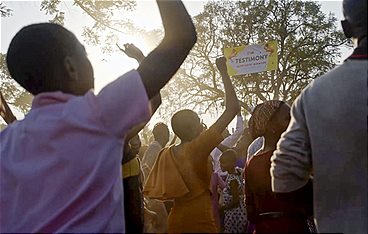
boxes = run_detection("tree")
[0,2,12,17]
[158,0,349,120]
[40,0,137,53]
[1,0,351,123]
[1,3,32,116]
[0,53,33,114]
[0,0,138,116]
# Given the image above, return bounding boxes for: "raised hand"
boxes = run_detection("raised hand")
[117,43,145,63]
[136,0,197,99]
[215,57,228,74]
[210,55,240,136]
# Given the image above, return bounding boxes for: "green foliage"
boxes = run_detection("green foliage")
[0,2,12,17]
[1,1,137,116]
[0,54,33,114]
[40,0,136,53]
[0,0,351,122]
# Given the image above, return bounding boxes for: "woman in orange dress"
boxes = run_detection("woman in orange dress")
[144,57,240,233]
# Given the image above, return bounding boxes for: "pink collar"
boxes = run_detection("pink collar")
[32,91,76,108]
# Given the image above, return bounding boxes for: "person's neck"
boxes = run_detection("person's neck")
[357,36,367,51]
[179,135,195,144]
[262,134,278,152]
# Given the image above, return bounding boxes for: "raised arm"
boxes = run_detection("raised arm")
[137,0,197,99]
[120,43,162,141]
[210,57,240,133]
[119,43,162,113]
[117,43,145,64]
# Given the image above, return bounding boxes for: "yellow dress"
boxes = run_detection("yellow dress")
[144,127,223,233]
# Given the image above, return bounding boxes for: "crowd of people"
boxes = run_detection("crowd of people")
[0,0,366,233]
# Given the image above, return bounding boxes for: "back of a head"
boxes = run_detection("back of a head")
[152,122,169,142]
[249,100,285,138]
[342,0,367,38]
[171,109,200,140]
[6,23,79,95]
[221,149,237,163]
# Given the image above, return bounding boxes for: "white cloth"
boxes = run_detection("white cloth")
[142,141,163,170]
[211,115,244,174]
[246,137,264,164]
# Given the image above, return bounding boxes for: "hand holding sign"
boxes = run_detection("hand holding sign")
[224,41,278,76]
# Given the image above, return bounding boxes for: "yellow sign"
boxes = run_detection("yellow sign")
[224,41,278,76]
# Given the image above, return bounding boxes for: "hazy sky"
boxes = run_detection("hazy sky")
[1,0,347,91]
[0,0,349,127]
[1,0,209,91]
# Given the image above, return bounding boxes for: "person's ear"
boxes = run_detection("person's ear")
[64,56,78,81]
[341,20,354,38]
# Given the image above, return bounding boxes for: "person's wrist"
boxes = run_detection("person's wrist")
[136,53,145,62]
[219,68,227,74]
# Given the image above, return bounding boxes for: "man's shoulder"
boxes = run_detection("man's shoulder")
[307,61,366,91]
[296,61,365,110]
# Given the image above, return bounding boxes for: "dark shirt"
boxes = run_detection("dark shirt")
[245,151,312,233]
[122,144,144,233]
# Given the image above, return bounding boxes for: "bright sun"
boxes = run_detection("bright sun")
[90,32,155,93]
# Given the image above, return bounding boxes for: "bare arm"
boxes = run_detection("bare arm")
[118,43,162,113]
[211,57,240,134]
[117,43,145,64]
[137,0,197,99]
[120,44,162,141]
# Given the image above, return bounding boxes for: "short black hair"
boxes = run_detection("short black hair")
[171,109,199,140]
[6,23,79,95]
[152,122,169,139]
[343,0,367,37]
[220,149,237,163]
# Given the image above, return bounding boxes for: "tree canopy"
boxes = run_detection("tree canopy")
[1,0,350,124]
[157,0,349,121]
[0,0,137,117]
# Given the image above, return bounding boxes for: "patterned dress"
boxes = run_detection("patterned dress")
[223,168,247,233]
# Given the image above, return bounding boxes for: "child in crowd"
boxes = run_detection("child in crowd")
[122,135,144,233]
[211,169,226,231]
[0,0,197,232]
[219,149,247,233]
[142,122,170,179]
[144,56,240,233]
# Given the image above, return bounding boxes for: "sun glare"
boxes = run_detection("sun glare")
[90,32,154,93]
